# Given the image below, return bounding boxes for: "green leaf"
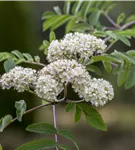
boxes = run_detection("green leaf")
[43,15,58,31]
[116,13,126,25]
[58,144,70,150]
[72,23,91,32]
[66,17,77,33]
[115,29,135,37]
[64,1,71,15]
[104,3,116,14]
[51,15,71,31]
[117,61,131,87]
[53,6,62,15]
[4,59,16,72]
[42,11,55,20]
[91,55,123,64]
[49,31,56,42]
[0,115,13,132]
[81,1,92,19]
[34,56,40,63]
[125,14,135,23]
[112,50,135,65]
[72,1,83,15]
[66,103,75,112]
[126,50,135,56]
[16,139,56,150]
[39,40,50,54]
[15,100,26,122]
[22,53,34,62]
[125,65,135,89]
[58,129,79,150]
[86,65,102,75]
[116,34,131,46]
[113,64,121,75]
[78,103,107,131]
[26,122,57,134]
[89,11,101,26]
[74,105,82,123]
[0,144,2,150]
[11,50,24,59]
[105,30,117,40]
[102,60,112,73]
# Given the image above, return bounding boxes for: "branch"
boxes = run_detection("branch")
[52,105,59,150]
[4,102,54,130]
[120,20,135,30]
[66,99,84,103]
[104,13,120,29]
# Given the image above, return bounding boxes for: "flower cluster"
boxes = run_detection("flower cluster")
[83,78,114,107]
[0,66,37,92]
[47,32,107,62]
[37,59,114,106]
[0,32,114,107]
[35,75,62,101]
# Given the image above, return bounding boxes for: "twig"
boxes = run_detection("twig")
[104,13,120,29]
[105,40,116,52]
[4,102,53,130]
[66,99,84,103]
[52,105,59,150]
[120,20,135,30]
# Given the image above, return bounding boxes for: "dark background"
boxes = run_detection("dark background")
[0,1,135,150]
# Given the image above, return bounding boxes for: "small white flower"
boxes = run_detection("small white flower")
[47,32,107,62]
[0,66,37,92]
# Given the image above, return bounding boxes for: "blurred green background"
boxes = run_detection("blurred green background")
[0,1,135,150]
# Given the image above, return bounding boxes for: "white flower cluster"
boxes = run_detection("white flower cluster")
[0,66,37,92]
[35,75,62,101]
[83,78,114,107]
[37,59,114,106]
[0,33,114,107]
[47,32,107,62]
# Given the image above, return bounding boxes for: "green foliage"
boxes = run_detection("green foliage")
[15,100,27,122]
[78,103,107,131]
[4,59,16,72]
[0,50,42,67]
[49,31,56,42]
[74,105,82,123]
[66,102,75,112]
[16,139,56,150]
[26,122,57,134]
[86,64,102,75]
[0,115,13,132]
[58,129,79,150]
[125,65,135,89]
[58,144,70,150]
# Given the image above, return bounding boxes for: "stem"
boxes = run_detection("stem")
[52,105,59,150]
[4,102,53,130]
[66,99,84,103]
[120,20,135,30]
[104,13,120,28]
